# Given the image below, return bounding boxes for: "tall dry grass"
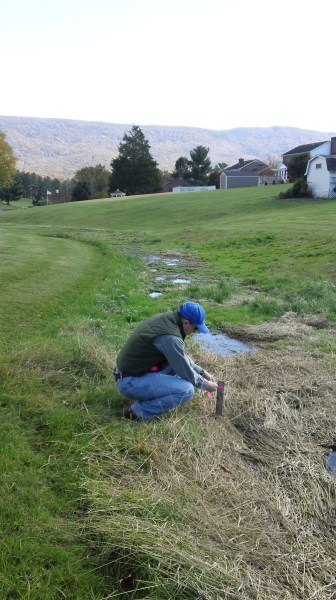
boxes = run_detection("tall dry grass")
[82,335,336,599]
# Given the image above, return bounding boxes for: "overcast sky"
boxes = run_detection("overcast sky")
[1,0,334,133]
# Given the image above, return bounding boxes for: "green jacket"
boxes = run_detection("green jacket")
[117,310,185,376]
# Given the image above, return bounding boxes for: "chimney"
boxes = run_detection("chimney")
[238,158,244,167]
[331,137,336,155]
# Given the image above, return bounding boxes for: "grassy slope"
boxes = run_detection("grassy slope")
[1,199,33,210]
[3,186,336,323]
[0,186,335,599]
[0,229,115,598]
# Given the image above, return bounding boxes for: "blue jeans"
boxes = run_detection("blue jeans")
[115,366,195,420]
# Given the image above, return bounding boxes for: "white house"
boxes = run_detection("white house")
[305,155,336,198]
[276,163,288,182]
[282,140,332,166]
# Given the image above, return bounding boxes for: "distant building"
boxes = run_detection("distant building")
[110,189,126,197]
[282,141,330,166]
[305,155,336,198]
[161,178,186,193]
[276,163,288,182]
[283,136,336,198]
[220,158,284,189]
[304,137,336,198]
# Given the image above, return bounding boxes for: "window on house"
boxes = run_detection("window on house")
[316,163,322,169]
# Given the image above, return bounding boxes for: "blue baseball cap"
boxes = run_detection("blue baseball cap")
[178,302,209,333]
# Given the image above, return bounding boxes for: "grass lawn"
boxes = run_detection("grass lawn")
[0,186,335,599]
[1,198,33,210]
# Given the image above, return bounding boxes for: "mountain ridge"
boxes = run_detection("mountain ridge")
[1,115,335,179]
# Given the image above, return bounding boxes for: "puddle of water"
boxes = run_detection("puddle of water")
[155,276,191,284]
[326,451,336,475]
[149,292,163,298]
[164,260,181,266]
[144,255,160,265]
[171,278,191,284]
[194,332,252,356]
[144,255,182,266]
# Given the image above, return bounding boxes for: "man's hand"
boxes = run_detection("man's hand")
[206,381,218,393]
[202,369,216,382]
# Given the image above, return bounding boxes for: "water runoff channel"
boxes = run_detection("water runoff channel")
[145,254,252,357]
[327,448,336,476]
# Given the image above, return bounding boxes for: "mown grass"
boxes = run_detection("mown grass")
[1,186,336,599]
[0,198,33,210]
[2,186,336,325]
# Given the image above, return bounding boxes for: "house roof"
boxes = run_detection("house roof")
[326,157,336,172]
[283,141,328,156]
[305,154,336,175]
[221,172,259,178]
[259,167,275,176]
[226,159,255,170]
[223,158,268,175]
[162,177,186,191]
[225,159,269,171]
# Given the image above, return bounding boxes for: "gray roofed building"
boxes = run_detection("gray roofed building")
[219,158,283,188]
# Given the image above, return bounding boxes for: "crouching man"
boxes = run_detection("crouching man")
[114,301,217,420]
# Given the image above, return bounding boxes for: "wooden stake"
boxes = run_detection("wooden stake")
[215,380,225,416]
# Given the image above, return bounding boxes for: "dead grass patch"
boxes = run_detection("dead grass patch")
[82,340,336,599]
[224,312,322,344]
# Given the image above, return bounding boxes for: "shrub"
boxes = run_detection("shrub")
[278,178,312,199]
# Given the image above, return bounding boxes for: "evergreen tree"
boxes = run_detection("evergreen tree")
[189,145,212,185]
[18,171,66,203]
[287,153,309,182]
[216,161,228,171]
[110,125,161,195]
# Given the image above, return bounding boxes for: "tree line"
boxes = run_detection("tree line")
[1,125,304,205]
[0,125,229,204]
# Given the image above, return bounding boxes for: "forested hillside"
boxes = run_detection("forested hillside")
[1,115,335,179]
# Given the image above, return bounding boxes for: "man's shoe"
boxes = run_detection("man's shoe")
[123,407,140,421]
